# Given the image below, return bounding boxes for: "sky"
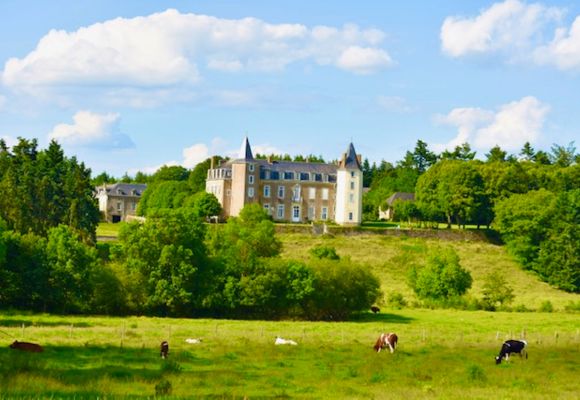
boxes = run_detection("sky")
[0,0,579,177]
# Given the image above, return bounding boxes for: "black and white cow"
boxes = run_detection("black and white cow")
[495,339,527,364]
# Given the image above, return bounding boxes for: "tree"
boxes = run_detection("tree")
[392,199,420,225]
[189,157,226,193]
[550,142,577,167]
[481,271,515,310]
[399,140,438,174]
[152,165,190,182]
[485,145,508,163]
[188,192,222,218]
[138,181,193,216]
[440,143,476,161]
[519,142,535,161]
[408,247,472,301]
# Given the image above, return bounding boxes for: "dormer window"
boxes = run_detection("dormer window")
[249,164,255,172]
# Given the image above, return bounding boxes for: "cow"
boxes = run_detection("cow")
[374,333,398,353]
[274,337,298,346]
[9,340,44,353]
[371,306,380,314]
[160,341,169,359]
[495,339,527,364]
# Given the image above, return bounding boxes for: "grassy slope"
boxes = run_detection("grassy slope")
[279,232,579,310]
[0,311,578,399]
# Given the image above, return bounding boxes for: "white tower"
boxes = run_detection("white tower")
[335,143,363,226]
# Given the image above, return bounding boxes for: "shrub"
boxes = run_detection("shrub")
[408,247,472,301]
[387,291,407,309]
[481,271,515,311]
[538,300,554,313]
[309,245,340,260]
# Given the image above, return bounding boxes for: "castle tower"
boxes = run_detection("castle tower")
[229,136,257,217]
[335,143,363,226]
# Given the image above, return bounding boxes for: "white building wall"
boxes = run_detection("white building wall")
[335,168,363,225]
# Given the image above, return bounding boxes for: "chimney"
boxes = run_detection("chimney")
[357,154,362,165]
[210,156,215,169]
[267,155,272,163]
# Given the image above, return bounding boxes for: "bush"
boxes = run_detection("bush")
[538,300,554,313]
[481,271,515,311]
[408,247,472,301]
[564,300,580,312]
[387,292,407,309]
[309,245,340,260]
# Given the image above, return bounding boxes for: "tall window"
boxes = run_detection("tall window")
[321,207,328,220]
[349,212,353,221]
[322,188,329,200]
[249,175,254,184]
[349,193,354,203]
[249,164,255,172]
[264,185,271,198]
[277,204,285,219]
[117,201,122,211]
[308,187,316,200]
[248,187,254,198]
[278,185,285,199]
[293,206,300,219]
[350,181,355,190]
[292,185,301,202]
[351,171,355,177]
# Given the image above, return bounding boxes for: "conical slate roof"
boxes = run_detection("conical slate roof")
[238,136,254,160]
[343,142,361,169]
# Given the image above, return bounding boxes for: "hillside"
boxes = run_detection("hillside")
[278,230,579,310]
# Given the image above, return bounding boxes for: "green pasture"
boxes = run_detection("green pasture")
[0,310,578,398]
[279,232,579,311]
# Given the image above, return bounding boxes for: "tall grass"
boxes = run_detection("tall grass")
[0,311,578,398]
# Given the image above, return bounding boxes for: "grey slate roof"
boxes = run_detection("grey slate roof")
[386,192,415,205]
[100,183,147,197]
[237,136,254,160]
[343,142,361,169]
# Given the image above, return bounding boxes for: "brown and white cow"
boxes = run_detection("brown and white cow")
[9,340,44,353]
[160,341,169,359]
[373,333,398,353]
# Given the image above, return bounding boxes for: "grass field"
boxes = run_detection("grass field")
[0,310,578,398]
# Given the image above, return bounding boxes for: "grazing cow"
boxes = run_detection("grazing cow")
[374,333,398,353]
[371,306,380,314]
[9,340,44,353]
[495,339,528,364]
[275,337,298,346]
[160,341,169,359]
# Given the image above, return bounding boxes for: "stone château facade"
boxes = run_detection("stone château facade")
[205,137,363,225]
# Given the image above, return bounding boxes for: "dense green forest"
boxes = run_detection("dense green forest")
[0,138,578,319]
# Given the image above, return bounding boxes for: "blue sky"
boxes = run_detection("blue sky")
[1,0,579,176]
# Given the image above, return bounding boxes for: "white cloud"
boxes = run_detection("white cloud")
[434,96,549,152]
[48,110,134,149]
[534,16,580,70]
[182,143,210,169]
[1,135,18,148]
[441,0,562,60]
[1,9,393,91]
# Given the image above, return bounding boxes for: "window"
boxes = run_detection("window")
[248,187,254,198]
[351,171,355,177]
[321,207,328,220]
[263,204,271,214]
[349,193,354,203]
[249,164,255,172]
[117,201,122,211]
[284,171,294,180]
[300,172,309,181]
[264,185,271,198]
[277,204,285,219]
[292,186,301,202]
[308,187,316,200]
[322,188,329,200]
[314,173,322,182]
[349,212,353,221]
[131,202,136,211]
[293,206,300,219]
[249,175,254,184]
[350,181,355,190]
[308,206,315,220]
[278,185,285,199]
[271,171,280,180]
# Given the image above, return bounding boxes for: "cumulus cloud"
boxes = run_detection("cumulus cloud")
[534,16,580,70]
[441,0,563,61]
[434,96,549,152]
[1,9,393,91]
[48,110,134,149]
[182,143,210,169]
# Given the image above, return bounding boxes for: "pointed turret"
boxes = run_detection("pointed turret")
[336,142,363,226]
[238,136,254,160]
[340,142,361,169]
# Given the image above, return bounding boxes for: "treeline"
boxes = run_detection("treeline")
[364,140,579,292]
[0,204,380,318]
[0,138,99,243]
